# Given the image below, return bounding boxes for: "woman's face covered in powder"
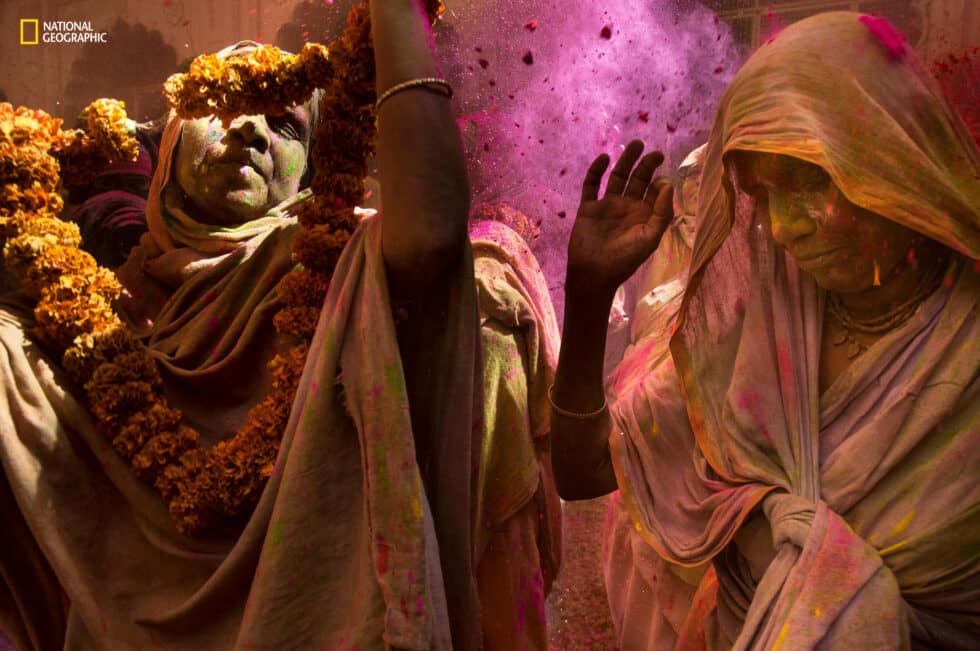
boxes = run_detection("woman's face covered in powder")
[174,104,311,226]
[733,151,920,294]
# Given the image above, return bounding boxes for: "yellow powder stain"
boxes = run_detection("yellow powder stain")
[772,623,791,651]
[873,260,881,286]
[634,521,644,533]
[814,607,822,618]
[891,510,915,537]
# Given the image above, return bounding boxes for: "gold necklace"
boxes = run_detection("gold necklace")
[827,254,949,359]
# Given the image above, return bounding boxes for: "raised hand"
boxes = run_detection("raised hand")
[566,140,673,302]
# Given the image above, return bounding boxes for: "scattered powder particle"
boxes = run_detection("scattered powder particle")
[600,25,612,40]
[522,51,534,65]
[525,19,539,32]
[858,14,908,61]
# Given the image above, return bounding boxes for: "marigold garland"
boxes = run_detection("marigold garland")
[1,2,445,537]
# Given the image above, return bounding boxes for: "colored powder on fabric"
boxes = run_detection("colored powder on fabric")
[891,511,915,537]
[376,534,389,575]
[268,518,284,545]
[383,363,404,394]
[736,389,774,446]
[374,441,390,493]
[858,14,908,61]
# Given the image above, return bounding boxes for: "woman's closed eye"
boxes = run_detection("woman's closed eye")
[797,166,832,191]
[267,114,305,140]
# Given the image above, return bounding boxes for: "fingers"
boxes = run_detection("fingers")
[624,151,665,200]
[633,183,674,259]
[581,153,611,203]
[604,140,645,197]
[648,181,675,223]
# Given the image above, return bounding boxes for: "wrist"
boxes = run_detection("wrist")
[565,272,617,310]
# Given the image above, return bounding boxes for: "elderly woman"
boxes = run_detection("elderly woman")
[0,1,482,649]
[552,11,978,650]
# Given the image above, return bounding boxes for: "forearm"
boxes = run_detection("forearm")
[551,278,618,500]
[371,0,469,298]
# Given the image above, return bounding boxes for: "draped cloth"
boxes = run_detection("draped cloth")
[0,47,481,648]
[470,220,562,650]
[610,12,980,650]
[0,208,481,649]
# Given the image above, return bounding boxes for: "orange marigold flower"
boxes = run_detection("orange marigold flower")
[295,199,361,233]
[86,350,161,394]
[155,447,209,506]
[33,294,121,352]
[268,343,309,393]
[52,130,110,187]
[8,242,98,300]
[298,42,333,87]
[132,425,199,484]
[291,223,350,275]
[276,268,329,308]
[273,305,319,338]
[309,173,364,208]
[113,402,184,461]
[88,379,158,429]
[164,45,326,124]
[40,265,120,304]
[0,182,65,222]
[82,99,139,163]
[62,327,142,384]
[10,212,79,246]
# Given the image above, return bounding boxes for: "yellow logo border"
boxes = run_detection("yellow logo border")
[20,19,39,45]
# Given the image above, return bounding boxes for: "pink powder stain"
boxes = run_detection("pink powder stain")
[858,15,908,61]
[376,534,389,575]
[416,597,425,615]
[370,385,381,396]
[776,340,794,387]
[736,389,774,446]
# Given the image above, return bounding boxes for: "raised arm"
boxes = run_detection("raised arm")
[552,141,673,500]
[370,0,469,300]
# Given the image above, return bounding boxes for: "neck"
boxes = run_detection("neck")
[837,240,948,321]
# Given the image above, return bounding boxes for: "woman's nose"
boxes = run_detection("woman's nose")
[226,116,270,153]
[768,194,817,247]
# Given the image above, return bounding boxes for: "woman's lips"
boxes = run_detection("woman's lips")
[789,247,843,268]
[213,152,268,178]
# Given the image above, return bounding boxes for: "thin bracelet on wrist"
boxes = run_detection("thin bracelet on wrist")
[376,77,453,111]
[548,384,608,420]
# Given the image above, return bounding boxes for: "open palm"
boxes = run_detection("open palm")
[567,140,674,298]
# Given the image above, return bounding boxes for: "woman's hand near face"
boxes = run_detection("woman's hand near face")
[567,140,674,305]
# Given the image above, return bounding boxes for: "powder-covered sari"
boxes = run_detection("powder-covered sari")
[470,219,562,650]
[611,12,979,650]
[0,48,481,649]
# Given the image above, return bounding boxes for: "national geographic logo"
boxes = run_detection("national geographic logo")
[19,19,108,45]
